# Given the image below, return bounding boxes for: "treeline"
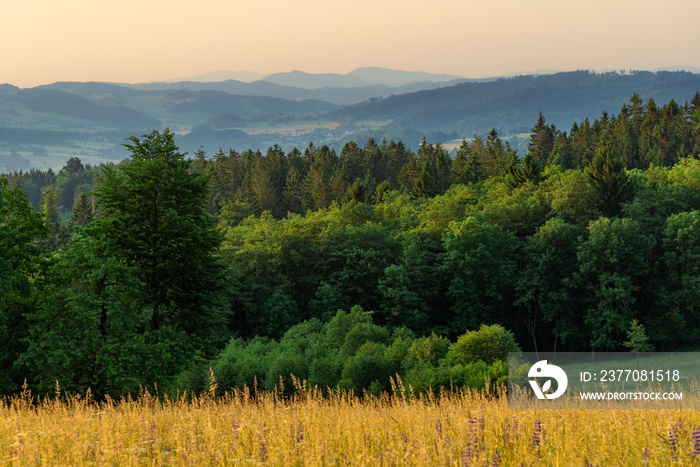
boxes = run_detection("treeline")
[185,308,518,397]
[9,92,700,224]
[2,92,700,398]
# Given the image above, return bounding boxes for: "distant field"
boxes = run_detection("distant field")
[237,120,340,136]
[0,140,123,173]
[2,384,698,465]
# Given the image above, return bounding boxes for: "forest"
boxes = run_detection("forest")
[2,91,700,398]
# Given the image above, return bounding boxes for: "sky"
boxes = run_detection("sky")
[4,0,700,88]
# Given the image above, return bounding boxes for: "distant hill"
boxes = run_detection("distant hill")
[165,70,266,83]
[3,69,700,171]
[262,71,371,89]
[328,70,700,138]
[166,90,339,119]
[2,88,159,129]
[120,78,472,106]
[347,67,466,86]
[654,65,700,73]
[0,84,20,94]
[260,68,470,90]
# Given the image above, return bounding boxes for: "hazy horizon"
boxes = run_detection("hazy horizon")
[5,0,700,88]
[4,65,700,89]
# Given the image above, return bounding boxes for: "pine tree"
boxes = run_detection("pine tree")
[505,152,543,189]
[283,166,303,214]
[623,319,654,352]
[70,188,93,228]
[451,140,470,185]
[39,185,68,251]
[528,112,555,165]
[345,178,369,203]
[484,129,517,177]
[585,142,632,217]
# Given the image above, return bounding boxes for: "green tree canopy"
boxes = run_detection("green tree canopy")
[94,129,227,342]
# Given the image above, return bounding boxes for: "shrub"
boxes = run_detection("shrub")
[446,324,520,366]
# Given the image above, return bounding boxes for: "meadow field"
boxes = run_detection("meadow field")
[2,379,699,466]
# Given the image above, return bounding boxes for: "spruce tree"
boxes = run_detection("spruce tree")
[70,188,93,228]
[528,112,555,165]
[585,142,632,217]
[505,152,543,189]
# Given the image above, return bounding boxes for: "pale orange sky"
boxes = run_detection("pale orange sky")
[4,0,700,87]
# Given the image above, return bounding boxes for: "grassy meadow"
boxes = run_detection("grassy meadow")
[2,379,700,466]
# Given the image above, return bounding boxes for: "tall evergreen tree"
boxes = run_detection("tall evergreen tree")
[39,185,68,251]
[585,142,632,217]
[505,153,543,189]
[528,112,555,165]
[483,129,517,177]
[70,188,93,228]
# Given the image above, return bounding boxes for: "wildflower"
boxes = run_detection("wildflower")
[467,417,479,450]
[436,418,443,437]
[291,422,304,443]
[259,432,267,462]
[693,427,700,458]
[669,423,679,458]
[462,447,472,466]
[532,419,542,453]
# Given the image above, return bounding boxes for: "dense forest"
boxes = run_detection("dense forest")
[2,92,700,398]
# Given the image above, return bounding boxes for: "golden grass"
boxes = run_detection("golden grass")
[2,379,699,466]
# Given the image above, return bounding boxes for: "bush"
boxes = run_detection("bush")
[211,337,278,391]
[405,332,451,368]
[446,324,520,366]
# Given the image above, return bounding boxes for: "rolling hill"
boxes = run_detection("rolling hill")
[327,70,700,143]
[2,69,700,171]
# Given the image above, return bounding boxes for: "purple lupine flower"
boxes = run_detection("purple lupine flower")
[532,419,542,453]
[468,417,479,450]
[296,423,304,443]
[436,418,443,437]
[643,445,649,463]
[259,432,267,462]
[462,447,472,467]
[290,422,303,444]
[693,427,700,458]
[669,423,679,458]
[492,452,501,466]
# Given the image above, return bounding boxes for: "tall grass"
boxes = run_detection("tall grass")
[2,378,699,465]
